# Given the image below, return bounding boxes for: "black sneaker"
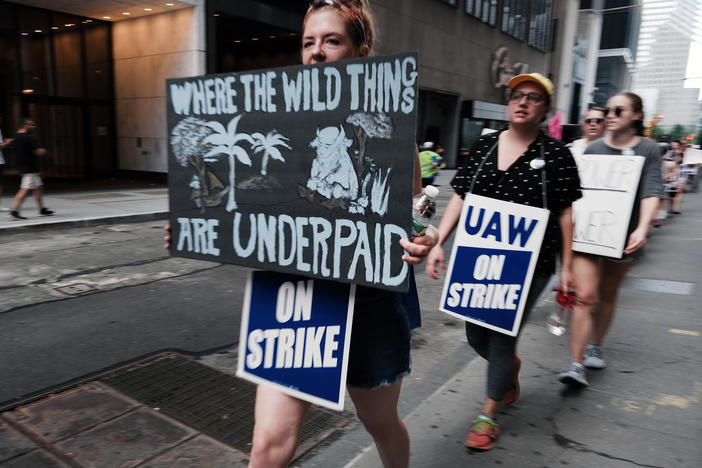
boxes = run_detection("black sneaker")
[10,211,27,220]
[39,208,54,216]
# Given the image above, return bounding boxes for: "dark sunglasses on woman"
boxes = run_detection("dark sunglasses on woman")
[584,118,604,124]
[606,107,624,117]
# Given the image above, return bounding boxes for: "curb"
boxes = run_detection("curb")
[0,211,169,234]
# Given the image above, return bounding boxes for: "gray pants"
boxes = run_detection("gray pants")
[464,274,551,401]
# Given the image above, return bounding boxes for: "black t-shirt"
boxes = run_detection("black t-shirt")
[451,130,582,275]
[13,132,39,174]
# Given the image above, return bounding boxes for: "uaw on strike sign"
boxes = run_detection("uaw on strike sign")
[439,195,549,336]
[237,271,354,410]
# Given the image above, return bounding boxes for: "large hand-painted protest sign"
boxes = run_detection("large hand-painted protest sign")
[439,195,549,336]
[572,154,644,258]
[237,271,354,410]
[167,53,419,292]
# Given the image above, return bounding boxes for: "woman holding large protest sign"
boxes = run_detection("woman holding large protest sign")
[246,2,438,467]
[560,92,662,388]
[426,73,581,451]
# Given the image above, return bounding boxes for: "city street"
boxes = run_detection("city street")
[1,174,701,466]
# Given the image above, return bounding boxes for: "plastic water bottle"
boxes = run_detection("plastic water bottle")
[411,185,438,236]
[546,304,568,336]
[546,289,574,336]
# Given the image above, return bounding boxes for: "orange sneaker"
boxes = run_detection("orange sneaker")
[465,417,500,451]
[503,354,521,405]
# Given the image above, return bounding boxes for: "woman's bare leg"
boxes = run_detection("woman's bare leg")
[348,380,409,468]
[591,259,631,346]
[570,254,599,363]
[249,385,310,468]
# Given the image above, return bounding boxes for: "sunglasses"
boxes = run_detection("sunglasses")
[584,118,604,124]
[308,0,367,44]
[606,107,624,117]
[509,91,545,104]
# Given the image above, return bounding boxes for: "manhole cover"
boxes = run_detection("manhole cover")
[623,277,695,295]
[99,353,350,460]
[53,283,97,296]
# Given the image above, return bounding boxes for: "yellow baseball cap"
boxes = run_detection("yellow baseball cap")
[508,73,554,96]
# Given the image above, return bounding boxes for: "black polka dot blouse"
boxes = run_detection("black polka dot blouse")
[451,130,582,276]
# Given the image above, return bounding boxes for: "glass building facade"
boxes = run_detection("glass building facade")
[0,1,115,179]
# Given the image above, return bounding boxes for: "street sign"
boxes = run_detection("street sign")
[237,271,355,411]
[166,52,419,292]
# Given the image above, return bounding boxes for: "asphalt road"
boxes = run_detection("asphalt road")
[0,221,253,405]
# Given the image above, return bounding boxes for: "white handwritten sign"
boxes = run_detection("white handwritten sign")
[572,154,645,258]
[683,148,702,165]
[439,194,549,336]
[166,52,419,292]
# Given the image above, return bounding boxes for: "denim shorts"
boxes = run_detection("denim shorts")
[346,287,411,389]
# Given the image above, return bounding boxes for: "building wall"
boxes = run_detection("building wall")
[371,0,553,107]
[112,5,206,173]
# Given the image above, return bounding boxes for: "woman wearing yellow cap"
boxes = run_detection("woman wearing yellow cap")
[426,73,581,451]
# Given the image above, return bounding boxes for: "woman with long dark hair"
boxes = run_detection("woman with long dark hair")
[560,92,663,387]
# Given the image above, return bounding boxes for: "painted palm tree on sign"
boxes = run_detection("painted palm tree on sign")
[251,130,291,176]
[203,115,254,212]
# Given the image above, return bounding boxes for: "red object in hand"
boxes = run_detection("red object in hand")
[554,288,575,312]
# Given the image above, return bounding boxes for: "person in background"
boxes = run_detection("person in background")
[9,118,54,220]
[418,141,441,187]
[0,115,11,211]
[561,92,662,387]
[426,73,581,451]
[569,107,606,158]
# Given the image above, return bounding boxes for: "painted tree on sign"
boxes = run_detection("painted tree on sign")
[251,130,291,175]
[203,115,254,212]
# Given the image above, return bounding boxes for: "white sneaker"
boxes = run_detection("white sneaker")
[559,362,588,387]
[583,344,606,369]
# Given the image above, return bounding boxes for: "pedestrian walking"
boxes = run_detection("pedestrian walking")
[426,73,581,451]
[569,107,606,158]
[418,141,441,187]
[8,118,54,220]
[242,2,438,467]
[560,92,663,387]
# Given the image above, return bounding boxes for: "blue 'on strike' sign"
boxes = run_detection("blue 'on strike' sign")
[237,271,354,410]
[439,194,549,336]
[443,247,531,331]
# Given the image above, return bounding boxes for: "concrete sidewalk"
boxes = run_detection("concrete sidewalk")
[0,186,168,231]
[335,192,702,467]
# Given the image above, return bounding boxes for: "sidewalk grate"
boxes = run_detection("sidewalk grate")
[52,282,97,296]
[98,353,350,461]
[623,277,695,295]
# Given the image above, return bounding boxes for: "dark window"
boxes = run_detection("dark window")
[18,6,51,95]
[502,0,528,41]
[84,23,112,100]
[52,14,83,98]
[466,0,498,26]
[528,0,552,51]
